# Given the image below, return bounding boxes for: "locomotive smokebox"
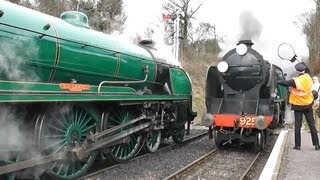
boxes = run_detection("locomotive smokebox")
[221,39,265,92]
[237,40,254,48]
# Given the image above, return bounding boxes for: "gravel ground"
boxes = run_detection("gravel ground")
[245,132,278,180]
[84,126,278,180]
[185,148,256,179]
[89,129,213,180]
[185,131,277,180]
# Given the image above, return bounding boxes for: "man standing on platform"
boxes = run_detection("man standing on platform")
[277,62,320,151]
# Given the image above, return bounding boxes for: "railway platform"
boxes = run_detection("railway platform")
[260,128,320,180]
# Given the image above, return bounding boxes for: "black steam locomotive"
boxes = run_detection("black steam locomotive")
[202,40,287,150]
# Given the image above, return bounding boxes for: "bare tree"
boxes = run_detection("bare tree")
[69,0,126,33]
[163,0,203,61]
[302,0,320,73]
[188,22,215,43]
[315,0,320,11]
[9,0,34,8]
[35,0,69,17]
[30,0,126,34]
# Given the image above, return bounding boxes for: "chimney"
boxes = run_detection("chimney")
[237,40,254,48]
[139,40,155,49]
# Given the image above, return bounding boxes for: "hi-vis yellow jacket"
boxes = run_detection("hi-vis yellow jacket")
[289,74,314,106]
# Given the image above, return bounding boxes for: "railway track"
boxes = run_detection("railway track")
[163,130,280,180]
[164,148,262,180]
[80,130,208,180]
[163,149,218,179]
[239,151,261,180]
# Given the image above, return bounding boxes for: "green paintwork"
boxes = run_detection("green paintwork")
[277,85,288,100]
[170,68,192,95]
[0,1,155,89]
[0,6,57,81]
[0,1,194,103]
[0,80,136,94]
[0,80,190,102]
[0,2,196,178]
[272,65,288,103]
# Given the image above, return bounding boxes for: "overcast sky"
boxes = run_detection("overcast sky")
[122,0,316,70]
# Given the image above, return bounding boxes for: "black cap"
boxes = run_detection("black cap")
[295,63,306,72]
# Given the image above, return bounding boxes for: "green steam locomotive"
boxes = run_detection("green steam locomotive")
[0,1,196,179]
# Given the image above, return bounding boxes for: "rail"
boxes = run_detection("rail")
[164,149,218,180]
[80,131,208,180]
[239,151,261,180]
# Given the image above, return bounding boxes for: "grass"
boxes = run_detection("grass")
[182,54,219,125]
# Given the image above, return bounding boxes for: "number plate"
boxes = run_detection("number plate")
[239,117,255,126]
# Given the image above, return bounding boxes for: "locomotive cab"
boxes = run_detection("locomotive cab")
[139,40,175,95]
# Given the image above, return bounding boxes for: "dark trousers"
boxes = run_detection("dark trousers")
[294,108,319,147]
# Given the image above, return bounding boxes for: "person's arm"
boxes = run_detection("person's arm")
[277,79,296,88]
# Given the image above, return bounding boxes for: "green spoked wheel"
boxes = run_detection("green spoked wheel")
[106,108,143,162]
[144,130,161,153]
[35,105,98,180]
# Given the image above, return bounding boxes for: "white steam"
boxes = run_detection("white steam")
[116,0,180,66]
[284,104,294,124]
[0,106,35,161]
[0,39,40,82]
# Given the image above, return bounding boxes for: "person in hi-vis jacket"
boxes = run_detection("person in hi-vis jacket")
[277,62,320,151]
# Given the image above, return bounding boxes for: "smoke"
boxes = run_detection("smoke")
[0,37,44,176]
[0,107,24,149]
[0,106,35,162]
[0,39,40,82]
[0,104,78,178]
[0,37,41,162]
[239,11,263,41]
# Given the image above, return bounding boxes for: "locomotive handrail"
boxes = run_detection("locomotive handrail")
[97,73,148,94]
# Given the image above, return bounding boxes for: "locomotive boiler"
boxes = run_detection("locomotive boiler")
[0,1,196,179]
[202,40,287,150]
